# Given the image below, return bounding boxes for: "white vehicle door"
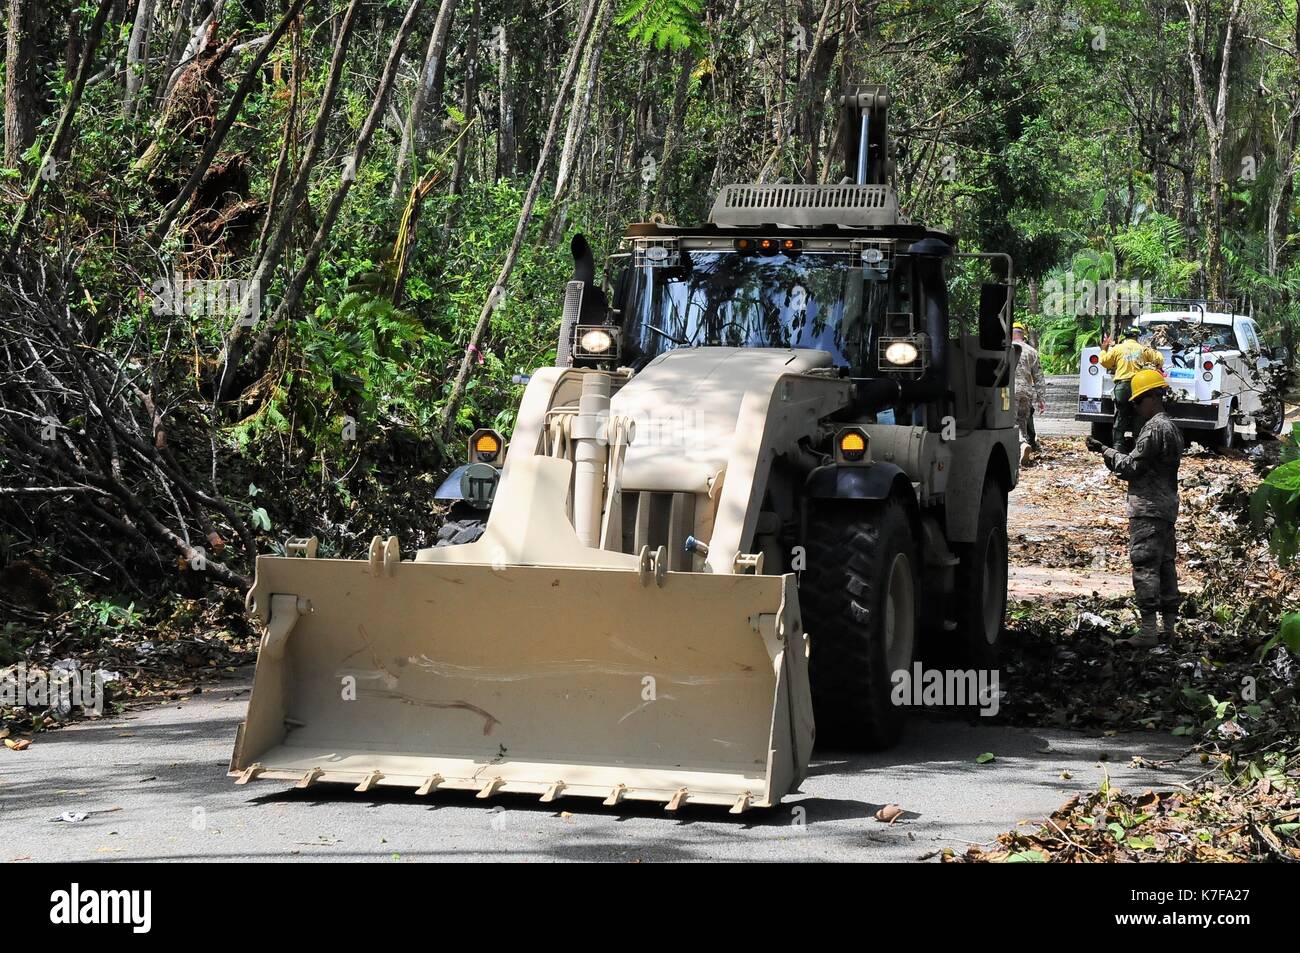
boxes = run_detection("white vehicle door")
[1237,320,1268,414]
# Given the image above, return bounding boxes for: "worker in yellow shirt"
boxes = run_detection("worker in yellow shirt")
[1099,326,1165,452]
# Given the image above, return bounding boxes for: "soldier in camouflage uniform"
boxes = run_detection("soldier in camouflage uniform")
[1012,323,1046,457]
[1086,368,1183,647]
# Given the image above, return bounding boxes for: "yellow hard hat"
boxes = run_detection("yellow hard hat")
[1012,322,1026,332]
[1129,368,1169,402]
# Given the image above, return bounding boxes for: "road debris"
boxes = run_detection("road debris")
[948,765,1300,863]
[957,435,1300,862]
[875,804,905,823]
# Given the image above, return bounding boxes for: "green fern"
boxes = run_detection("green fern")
[616,0,710,51]
[1113,213,1197,291]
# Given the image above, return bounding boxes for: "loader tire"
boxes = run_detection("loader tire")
[952,482,1008,670]
[801,498,917,749]
[435,505,487,547]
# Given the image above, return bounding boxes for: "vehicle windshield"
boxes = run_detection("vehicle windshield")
[1143,321,1237,355]
[621,250,896,371]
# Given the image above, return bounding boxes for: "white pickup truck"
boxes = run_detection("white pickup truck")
[1076,310,1278,449]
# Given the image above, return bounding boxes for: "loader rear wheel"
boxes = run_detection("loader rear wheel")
[952,482,1008,670]
[801,498,917,748]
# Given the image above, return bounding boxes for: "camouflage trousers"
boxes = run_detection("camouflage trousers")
[1015,394,1037,449]
[1129,517,1181,614]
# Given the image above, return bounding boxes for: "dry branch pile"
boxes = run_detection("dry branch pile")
[0,250,254,592]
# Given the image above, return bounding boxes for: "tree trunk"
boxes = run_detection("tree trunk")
[546,0,614,241]
[257,14,301,258]
[266,0,429,327]
[151,0,308,240]
[631,56,649,216]
[1268,1,1300,360]
[161,0,227,104]
[391,0,459,200]
[497,33,515,179]
[795,0,836,182]
[7,0,114,250]
[154,0,196,110]
[4,0,44,167]
[439,0,601,437]
[1267,1,1300,280]
[123,0,157,119]
[649,49,694,213]
[1185,0,1243,302]
[443,0,481,241]
[215,0,365,400]
[64,3,82,80]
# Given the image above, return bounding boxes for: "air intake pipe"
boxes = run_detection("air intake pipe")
[571,371,610,548]
[899,237,951,406]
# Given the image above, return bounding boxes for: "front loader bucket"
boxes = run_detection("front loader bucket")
[231,553,813,811]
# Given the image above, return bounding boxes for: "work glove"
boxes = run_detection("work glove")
[1085,436,1106,453]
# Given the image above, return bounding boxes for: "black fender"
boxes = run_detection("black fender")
[434,464,472,502]
[799,462,920,581]
[804,462,913,503]
[434,464,499,509]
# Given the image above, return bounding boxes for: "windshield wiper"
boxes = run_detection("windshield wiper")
[645,325,690,346]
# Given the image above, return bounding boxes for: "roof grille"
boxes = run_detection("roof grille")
[710,183,900,227]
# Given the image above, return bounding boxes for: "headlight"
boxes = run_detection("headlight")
[579,329,614,354]
[572,325,621,365]
[885,340,919,365]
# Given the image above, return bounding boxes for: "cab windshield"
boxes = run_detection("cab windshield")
[621,250,897,371]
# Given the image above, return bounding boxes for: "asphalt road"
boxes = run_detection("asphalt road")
[0,676,1200,862]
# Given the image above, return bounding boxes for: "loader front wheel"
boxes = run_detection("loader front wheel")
[802,498,917,748]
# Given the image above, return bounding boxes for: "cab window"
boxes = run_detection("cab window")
[1238,322,1261,353]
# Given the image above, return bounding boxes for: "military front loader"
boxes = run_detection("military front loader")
[231,86,1019,812]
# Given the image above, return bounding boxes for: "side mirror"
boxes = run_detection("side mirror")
[979,283,1011,351]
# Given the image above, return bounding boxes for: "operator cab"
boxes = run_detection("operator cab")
[612,225,951,380]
